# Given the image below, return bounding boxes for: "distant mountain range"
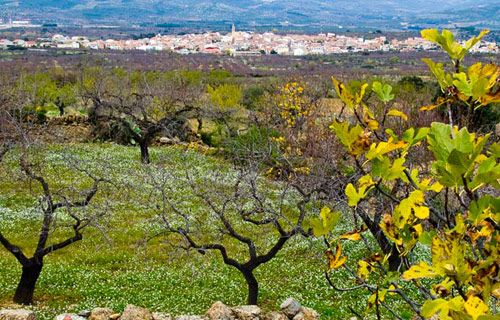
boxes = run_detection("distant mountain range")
[1,0,499,30]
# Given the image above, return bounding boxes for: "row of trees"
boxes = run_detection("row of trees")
[0,72,318,305]
[4,59,468,166]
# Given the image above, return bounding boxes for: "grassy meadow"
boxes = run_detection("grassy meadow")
[0,142,405,320]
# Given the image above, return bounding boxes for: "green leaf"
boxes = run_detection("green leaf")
[454,127,474,153]
[489,143,500,158]
[329,119,363,149]
[422,28,489,61]
[477,316,500,320]
[345,176,374,208]
[422,58,449,90]
[372,156,406,181]
[421,299,450,318]
[372,81,394,103]
[310,206,341,236]
[453,72,473,97]
[447,149,473,175]
[419,231,436,246]
[345,184,360,207]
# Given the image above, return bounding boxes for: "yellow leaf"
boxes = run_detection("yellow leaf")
[332,76,354,110]
[393,190,427,228]
[326,243,347,269]
[478,221,495,238]
[413,224,423,236]
[340,230,362,241]
[345,184,360,207]
[493,288,500,300]
[464,296,489,320]
[356,83,369,104]
[345,175,375,208]
[366,119,380,130]
[387,109,408,121]
[402,261,439,280]
[358,174,374,188]
[365,138,408,161]
[418,177,444,193]
[420,97,450,111]
[380,214,403,246]
[357,260,373,280]
[480,90,500,106]
[388,284,397,295]
[414,206,430,220]
[421,299,450,318]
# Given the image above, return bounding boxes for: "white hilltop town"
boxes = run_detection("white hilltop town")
[1,21,499,55]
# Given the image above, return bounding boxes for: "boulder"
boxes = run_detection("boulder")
[54,315,86,320]
[88,308,115,320]
[292,307,319,320]
[262,311,288,320]
[0,310,38,320]
[159,137,173,144]
[205,301,232,320]
[230,306,261,320]
[152,313,172,320]
[78,311,91,318]
[120,305,153,320]
[109,315,121,320]
[280,298,301,318]
[173,316,203,320]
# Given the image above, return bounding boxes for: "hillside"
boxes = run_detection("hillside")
[1,0,499,30]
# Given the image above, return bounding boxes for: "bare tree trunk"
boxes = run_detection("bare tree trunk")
[358,210,401,271]
[13,260,43,305]
[242,269,258,305]
[139,141,150,164]
[197,117,203,132]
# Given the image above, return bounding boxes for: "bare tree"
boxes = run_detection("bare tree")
[0,70,21,162]
[0,143,110,305]
[80,68,205,163]
[142,159,314,305]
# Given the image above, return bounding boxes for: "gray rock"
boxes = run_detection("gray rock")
[152,313,172,320]
[292,307,319,320]
[89,308,114,320]
[54,314,86,320]
[120,305,153,320]
[159,137,173,144]
[173,316,203,320]
[262,311,288,320]
[0,310,38,320]
[205,301,232,320]
[231,306,261,320]
[280,298,301,318]
[78,311,91,318]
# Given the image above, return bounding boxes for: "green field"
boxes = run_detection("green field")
[0,143,409,320]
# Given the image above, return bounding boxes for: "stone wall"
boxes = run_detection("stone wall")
[0,298,319,320]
